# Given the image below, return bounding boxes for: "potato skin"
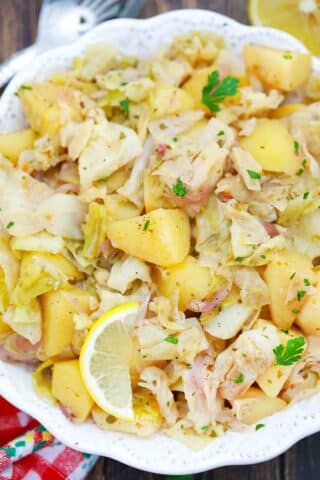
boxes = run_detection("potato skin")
[240,119,300,175]
[263,251,315,329]
[153,255,215,310]
[244,44,311,91]
[52,359,94,421]
[107,208,190,267]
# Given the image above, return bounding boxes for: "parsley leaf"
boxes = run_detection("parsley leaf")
[247,169,261,179]
[165,336,179,345]
[303,192,309,200]
[280,329,289,334]
[296,159,307,176]
[143,219,150,231]
[172,178,188,197]
[6,221,14,229]
[202,70,239,112]
[297,290,306,301]
[292,309,301,315]
[119,98,130,114]
[273,336,305,366]
[98,176,109,182]
[255,423,265,431]
[283,52,293,60]
[235,373,244,384]
[290,272,296,280]
[304,278,310,286]
[294,140,299,153]
[217,130,225,136]
[20,85,32,91]
[201,425,210,431]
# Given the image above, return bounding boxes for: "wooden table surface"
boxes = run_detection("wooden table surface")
[1,0,320,478]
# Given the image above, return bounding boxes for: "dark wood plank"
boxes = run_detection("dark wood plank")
[0,1,319,479]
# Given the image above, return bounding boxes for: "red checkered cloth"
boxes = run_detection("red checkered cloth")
[0,397,98,480]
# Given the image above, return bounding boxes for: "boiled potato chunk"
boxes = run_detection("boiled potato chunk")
[263,251,315,329]
[182,67,213,110]
[243,44,312,91]
[107,208,190,267]
[52,359,93,421]
[0,315,12,336]
[0,129,36,163]
[149,82,194,119]
[41,287,92,357]
[19,83,83,137]
[234,387,287,425]
[143,174,170,212]
[153,255,215,310]
[296,283,320,335]
[240,119,300,175]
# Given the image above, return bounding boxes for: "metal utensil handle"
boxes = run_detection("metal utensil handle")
[119,0,145,17]
[0,44,38,89]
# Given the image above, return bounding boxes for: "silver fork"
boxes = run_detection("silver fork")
[0,0,145,88]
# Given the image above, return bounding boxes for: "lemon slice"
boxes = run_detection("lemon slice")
[249,0,320,56]
[80,302,139,421]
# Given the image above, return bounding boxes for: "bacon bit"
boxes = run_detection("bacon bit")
[100,239,111,259]
[56,183,79,194]
[261,220,280,238]
[167,185,214,208]
[188,285,231,313]
[218,191,234,202]
[156,144,167,155]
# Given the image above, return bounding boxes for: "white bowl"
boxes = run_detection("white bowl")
[0,9,320,475]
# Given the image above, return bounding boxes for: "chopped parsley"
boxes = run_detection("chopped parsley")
[20,85,32,91]
[119,98,130,114]
[235,373,244,384]
[290,272,296,280]
[202,70,239,112]
[172,178,188,197]
[280,329,289,334]
[201,425,210,431]
[98,176,109,182]
[273,336,305,366]
[235,257,243,262]
[303,192,309,200]
[260,255,266,259]
[164,336,179,345]
[247,169,261,179]
[294,140,299,153]
[217,130,225,136]
[297,290,306,301]
[292,309,301,315]
[172,136,178,142]
[304,278,310,286]
[255,423,265,431]
[296,159,307,176]
[6,221,14,229]
[143,219,150,231]
[283,52,293,60]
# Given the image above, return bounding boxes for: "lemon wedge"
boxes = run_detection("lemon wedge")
[249,0,320,56]
[80,302,139,421]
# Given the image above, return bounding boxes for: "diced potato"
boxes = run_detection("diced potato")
[52,359,93,421]
[143,174,170,212]
[0,315,12,336]
[243,44,312,91]
[234,387,287,425]
[104,194,141,220]
[0,129,36,163]
[149,82,194,119]
[41,287,92,357]
[182,67,213,110]
[107,208,190,267]
[240,119,300,175]
[296,282,320,335]
[153,255,216,310]
[19,83,83,137]
[204,303,253,340]
[256,325,302,397]
[263,251,315,329]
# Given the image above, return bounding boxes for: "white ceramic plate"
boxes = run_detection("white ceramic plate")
[0,9,320,475]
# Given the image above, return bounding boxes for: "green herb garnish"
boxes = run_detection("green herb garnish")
[280,329,289,334]
[273,336,305,366]
[304,278,310,286]
[202,70,239,112]
[247,169,261,179]
[98,176,109,182]
[235,373,244,384]
[297,290,306,301]
[290,272,296,280]
[172,178,188,197]
[20,85,32,91]
[165,336,179,345]
[119,98,130,114]
[255,423,265,431]
[294,140,299,153]
[283,52,293,60]
[217,130,225,136]
[292,309,301,315]
[296,159,307,176]
[6,221,14,229]
[143,219,150,231]
[303,192,309,200]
